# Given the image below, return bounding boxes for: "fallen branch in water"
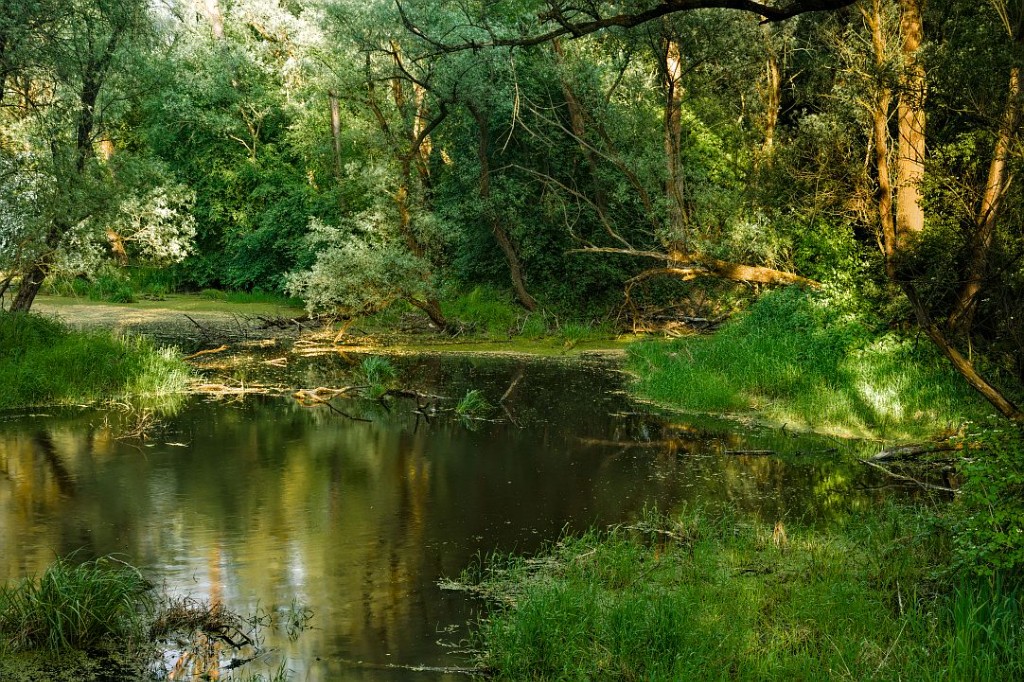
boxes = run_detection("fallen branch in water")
[182,344,230,360]
[858,458,955,493]
[293,386,359,401]
[193,383,276,396]
[871,442,963,462]
[335,658,490,677]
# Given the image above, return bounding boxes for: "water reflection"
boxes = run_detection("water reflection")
[0,356,900,680]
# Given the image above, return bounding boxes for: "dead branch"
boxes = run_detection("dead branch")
[871,442,963,462]
[858,458,956,493]
[182,344,230,361]
[396,0,860,54]
[575,248,819,288]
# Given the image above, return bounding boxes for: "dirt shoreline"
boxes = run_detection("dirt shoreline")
[32,296,630,360]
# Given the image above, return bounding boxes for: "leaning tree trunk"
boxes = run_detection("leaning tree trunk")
[949,64,1021,334]
[469,104,538,311]
[902,283,1024,423]
[10,260,50,312]
[407,296,449,331]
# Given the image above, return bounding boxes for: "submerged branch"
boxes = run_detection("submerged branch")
[858,458,955,494]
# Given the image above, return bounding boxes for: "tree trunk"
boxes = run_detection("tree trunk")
[865,0,897,279]
[662,38,689,250]
[10,259,50,312]
[469,105,538,311]
[552,40,606,211]
[895,0,926,246]
[201,0,225,40]
[949,65,1021,334]
[329,90,343,181]
[758,27,782,160]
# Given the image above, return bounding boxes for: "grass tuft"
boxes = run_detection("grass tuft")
[0,556,152,652]
[0,312,191,410]
[456,389,492,418]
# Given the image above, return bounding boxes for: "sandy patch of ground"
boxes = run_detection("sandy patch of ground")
[33,296,310,348]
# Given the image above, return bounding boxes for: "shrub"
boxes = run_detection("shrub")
[443,286,522,339]
[951,426,1024,580]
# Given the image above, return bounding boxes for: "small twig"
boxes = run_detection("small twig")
[499,372,523,404]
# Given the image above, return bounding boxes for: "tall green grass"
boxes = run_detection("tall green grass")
[46,272,135,303]
[0,313,190,409]
[629,286,992,439]
[0,557,152,652]
[199,288,302,306]
[466,507,1024,681]
[443,286,523,339]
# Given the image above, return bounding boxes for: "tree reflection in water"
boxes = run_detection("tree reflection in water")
[0,356,902,680]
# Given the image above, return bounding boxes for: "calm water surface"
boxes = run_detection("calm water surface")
[0,355,900,680]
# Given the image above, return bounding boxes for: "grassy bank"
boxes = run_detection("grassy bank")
[0,313,190,410]
[628,287,994,440]
[464,506,1024,681]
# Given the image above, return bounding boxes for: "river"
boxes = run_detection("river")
[0,354,900,680]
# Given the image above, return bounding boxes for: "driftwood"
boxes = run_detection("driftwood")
[182,344,230,361]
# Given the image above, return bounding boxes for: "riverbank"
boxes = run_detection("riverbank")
[460,504,1024,681]
[26,290,1000,444]
[628,287,997,442]
[0,313,190,411]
